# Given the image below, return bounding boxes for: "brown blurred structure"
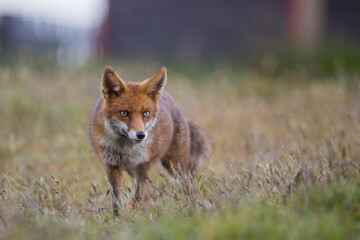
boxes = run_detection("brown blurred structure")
[287,0,326,51]
[97,0,360,59]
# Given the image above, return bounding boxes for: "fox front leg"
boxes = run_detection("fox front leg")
[134,166,152,206]
[106,165,123,216]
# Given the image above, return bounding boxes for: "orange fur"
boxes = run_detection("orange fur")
[89,66,211,215]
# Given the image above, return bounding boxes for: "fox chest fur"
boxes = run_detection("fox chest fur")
[99,133,152,175]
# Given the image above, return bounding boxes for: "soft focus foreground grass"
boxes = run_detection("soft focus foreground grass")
[0,62,360,240]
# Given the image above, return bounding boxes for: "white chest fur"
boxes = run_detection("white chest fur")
[100,136,150,175]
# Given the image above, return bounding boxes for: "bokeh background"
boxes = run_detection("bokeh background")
[1,0,359,66]
[1,1,360,239]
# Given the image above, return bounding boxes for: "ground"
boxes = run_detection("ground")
[0,60,359,239]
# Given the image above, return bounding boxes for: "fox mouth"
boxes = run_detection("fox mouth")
[121,129,129,137]
[121,129,143,143]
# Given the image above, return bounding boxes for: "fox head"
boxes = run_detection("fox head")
[101,66,167,142]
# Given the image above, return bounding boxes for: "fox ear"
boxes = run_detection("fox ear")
[101,66,127,99]
[143,67,167,101]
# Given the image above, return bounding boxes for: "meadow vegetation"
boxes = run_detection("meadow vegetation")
[0,60,359,239]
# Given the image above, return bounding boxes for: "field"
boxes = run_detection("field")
[0,61,360,239]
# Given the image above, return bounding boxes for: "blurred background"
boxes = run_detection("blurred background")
[1,2,360,238]
[0,0,359,70]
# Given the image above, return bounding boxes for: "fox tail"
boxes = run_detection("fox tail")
[187,120,211,174]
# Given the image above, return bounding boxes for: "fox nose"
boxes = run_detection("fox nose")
[136,131,146,140]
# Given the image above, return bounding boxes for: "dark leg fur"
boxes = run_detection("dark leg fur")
[134,164,152,206]
[106,165,122,216]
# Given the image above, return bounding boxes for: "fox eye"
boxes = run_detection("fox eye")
[143,111,150,117]
[120,110,129,117]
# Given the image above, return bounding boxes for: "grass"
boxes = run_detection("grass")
[0,61,360,239]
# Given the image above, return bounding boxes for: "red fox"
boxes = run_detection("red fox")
[89,66,211,215]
